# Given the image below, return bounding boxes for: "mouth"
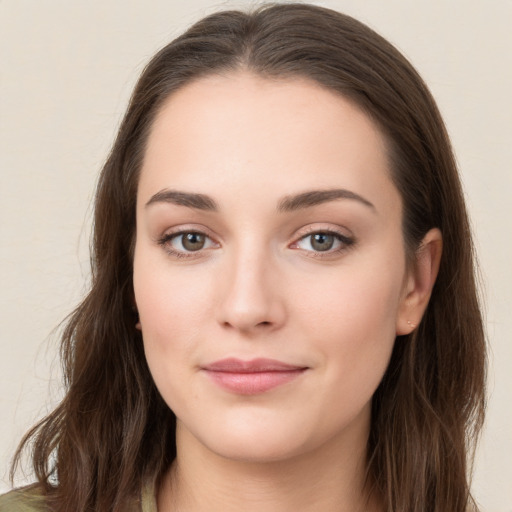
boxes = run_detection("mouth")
[201,358,308,395]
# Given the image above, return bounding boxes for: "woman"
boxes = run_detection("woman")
[2,3,485,511]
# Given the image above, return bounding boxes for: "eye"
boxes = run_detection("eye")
[159,231,217,256]
[292,230,354,254]
[176,232,208,251]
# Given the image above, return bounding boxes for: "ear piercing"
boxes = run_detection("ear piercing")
[407,320,416,329]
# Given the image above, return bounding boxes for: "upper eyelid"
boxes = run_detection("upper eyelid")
[156,223,354,246]
[157,230,218,259]
[290,224,355,251]
[159,230,219,248]
[157,224,218,240]
[292,230,353,247]
[155,226,219,257]
[293,224,353,239]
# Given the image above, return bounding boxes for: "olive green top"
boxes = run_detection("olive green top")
[0,481,157,512]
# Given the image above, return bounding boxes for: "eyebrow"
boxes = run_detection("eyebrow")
[145,188,375,213]
[277,189,376,213]
[145,189,218,211]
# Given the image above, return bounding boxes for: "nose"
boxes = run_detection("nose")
[216,246,286,335]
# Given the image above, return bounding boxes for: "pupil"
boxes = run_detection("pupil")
[311,233,334,251]
[183,233,205,251]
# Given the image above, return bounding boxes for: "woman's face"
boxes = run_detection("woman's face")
[133,72,415,463]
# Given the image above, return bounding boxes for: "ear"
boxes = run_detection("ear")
[132,298,142,330]
[396,228,443,335]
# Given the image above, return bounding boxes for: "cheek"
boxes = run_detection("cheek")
[295,258,404,394]
[134,245,211,335]
[132,249,213,388]
[133,270,206,417]
[298,260,403,337]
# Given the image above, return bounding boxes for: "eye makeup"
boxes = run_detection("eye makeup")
[156,223,356,261]
[157,230,219,259]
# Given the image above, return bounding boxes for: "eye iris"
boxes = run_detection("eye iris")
[311,233,334,251]
[182,233,205,251]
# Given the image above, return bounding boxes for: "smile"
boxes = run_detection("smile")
[201,358,308,395]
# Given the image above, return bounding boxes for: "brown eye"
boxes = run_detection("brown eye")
[310,233,335,251]
[293,230,354,255]
[160,231,217,256]
[181,232,206,251]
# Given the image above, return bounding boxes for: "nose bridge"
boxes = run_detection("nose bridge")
[218,237,284,332]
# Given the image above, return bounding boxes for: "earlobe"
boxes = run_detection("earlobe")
[396,228,443,335]
[132,302,142,331]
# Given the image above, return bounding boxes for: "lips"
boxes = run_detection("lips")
[201,358,307,395]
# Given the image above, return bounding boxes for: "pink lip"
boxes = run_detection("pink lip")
[201,358,307,395]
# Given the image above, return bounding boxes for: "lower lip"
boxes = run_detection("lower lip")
[203,369,306,395]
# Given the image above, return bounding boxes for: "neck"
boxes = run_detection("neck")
[157,416,382,512]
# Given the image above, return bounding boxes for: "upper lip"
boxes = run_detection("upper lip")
[202,358,307,373]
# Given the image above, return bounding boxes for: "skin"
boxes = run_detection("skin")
[133,72,441,511]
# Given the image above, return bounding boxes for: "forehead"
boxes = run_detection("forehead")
[139,72,399,215]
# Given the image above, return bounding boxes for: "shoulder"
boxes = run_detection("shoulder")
[0,480,156,512]
[0,485,49,512]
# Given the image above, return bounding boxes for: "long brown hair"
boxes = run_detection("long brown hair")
[12,4,486,511]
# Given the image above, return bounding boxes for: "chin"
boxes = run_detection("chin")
[180,405,367,467]
[180,410,317,464]
[205,431,309,464]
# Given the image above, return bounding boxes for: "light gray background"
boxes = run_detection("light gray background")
[1,1,511,510]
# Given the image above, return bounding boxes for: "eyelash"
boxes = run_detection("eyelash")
[157,230,218,259]
[157,228,355,260]
[290,228,355,258]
